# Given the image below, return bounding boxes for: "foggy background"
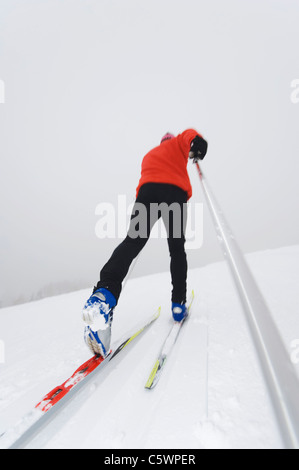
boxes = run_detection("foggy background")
[0,0,298,308]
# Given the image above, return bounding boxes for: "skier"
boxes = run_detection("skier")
[82,129,208,356]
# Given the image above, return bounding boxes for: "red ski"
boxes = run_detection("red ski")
[35,353,111,412]
[0,307,160,449]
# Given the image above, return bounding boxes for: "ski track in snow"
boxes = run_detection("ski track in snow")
[0,245,299,449]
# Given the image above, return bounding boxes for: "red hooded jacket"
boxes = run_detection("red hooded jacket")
[136,129,200,200]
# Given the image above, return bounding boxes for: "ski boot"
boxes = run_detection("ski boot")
[82,288,116,357]
[172,302,188,322]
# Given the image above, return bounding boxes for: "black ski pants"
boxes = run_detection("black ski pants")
[96,183,188,304]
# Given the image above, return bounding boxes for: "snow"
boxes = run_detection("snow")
[0,245,299,449]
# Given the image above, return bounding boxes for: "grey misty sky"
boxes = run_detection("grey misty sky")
[0,0,298,307]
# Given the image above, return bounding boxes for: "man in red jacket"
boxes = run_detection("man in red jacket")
[83,130,208,356]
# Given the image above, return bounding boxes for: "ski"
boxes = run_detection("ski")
[145,291,194,390]
[1,307,160,449]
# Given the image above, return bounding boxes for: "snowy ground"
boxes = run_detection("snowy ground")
[0,245,298,449]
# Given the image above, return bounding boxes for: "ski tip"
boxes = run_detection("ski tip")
[154,306,161,320]
[145,382,156,390]
[188,290,195,310]
[144,382,153,390]
[144,359,160,390]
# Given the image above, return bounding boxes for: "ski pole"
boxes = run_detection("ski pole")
[194,161,299,449]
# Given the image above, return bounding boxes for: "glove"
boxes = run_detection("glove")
[189,135,208,162]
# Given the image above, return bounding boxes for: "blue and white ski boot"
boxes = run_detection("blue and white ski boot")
[82,288,116,357]
[172,302,188,322]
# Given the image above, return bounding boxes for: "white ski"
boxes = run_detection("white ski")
[0,308,160,450]
[145,290,194,389]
